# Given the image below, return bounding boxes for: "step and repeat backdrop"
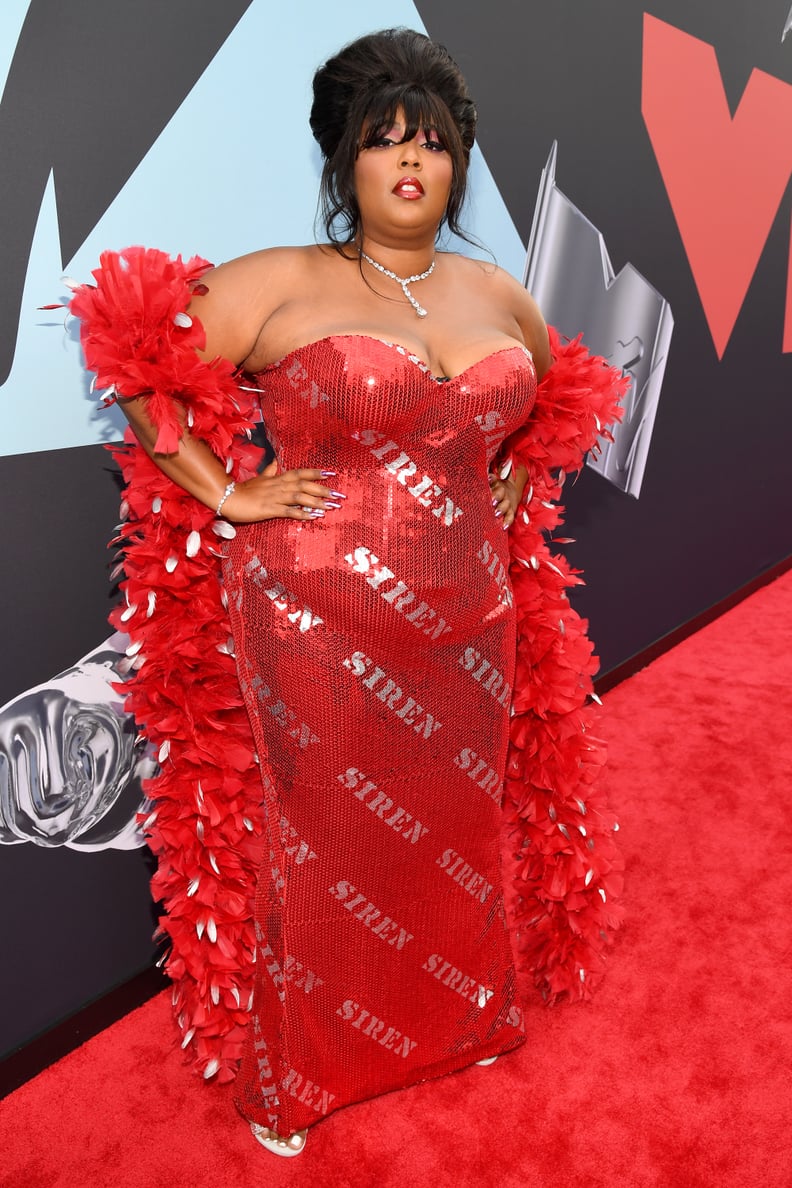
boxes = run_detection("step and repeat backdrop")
[2,0,790,1057]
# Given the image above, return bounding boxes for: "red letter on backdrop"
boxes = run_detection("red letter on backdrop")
[642,13,792,358]
[786,212,792,354]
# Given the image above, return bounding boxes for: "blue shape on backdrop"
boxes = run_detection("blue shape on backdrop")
[0,0,524,458]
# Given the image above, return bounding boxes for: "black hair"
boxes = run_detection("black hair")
[310,28,477,246]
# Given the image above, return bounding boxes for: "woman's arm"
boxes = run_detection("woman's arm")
[115,250,337,523]
[489,274,550,526]
[514,282,551,382]
[117,398,334,522]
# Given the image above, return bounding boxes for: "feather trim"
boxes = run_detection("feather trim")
[71,247,264,1081]
[503,328,628,1002]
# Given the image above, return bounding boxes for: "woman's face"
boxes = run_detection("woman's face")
[353,110,454,242]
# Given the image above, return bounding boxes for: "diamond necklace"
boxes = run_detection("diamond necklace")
[360,251,435,318]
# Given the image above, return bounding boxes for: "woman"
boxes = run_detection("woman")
[70,28,624,1158]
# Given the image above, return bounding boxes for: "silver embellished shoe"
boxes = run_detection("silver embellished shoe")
[250,1121,308,1158]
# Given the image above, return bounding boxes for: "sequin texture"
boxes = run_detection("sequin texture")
[223,335,536,1133]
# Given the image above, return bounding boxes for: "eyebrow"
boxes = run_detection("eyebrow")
[380,123,440,140]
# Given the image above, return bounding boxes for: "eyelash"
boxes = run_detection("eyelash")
[369,136,446,152]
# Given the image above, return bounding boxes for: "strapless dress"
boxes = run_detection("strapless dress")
[222,334,537,1133]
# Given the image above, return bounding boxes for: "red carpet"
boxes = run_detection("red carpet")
[3,571,792,1187]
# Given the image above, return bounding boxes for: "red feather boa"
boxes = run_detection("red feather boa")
[502,329,628,1002]
[70,246,626,1080]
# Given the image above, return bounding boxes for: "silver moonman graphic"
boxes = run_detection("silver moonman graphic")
[525,142,674,499]
[0,634,152,849]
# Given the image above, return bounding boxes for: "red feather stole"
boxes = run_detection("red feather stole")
[70,247,626,1079]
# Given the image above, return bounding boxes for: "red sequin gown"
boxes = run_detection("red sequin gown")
[69,248,625,1137]
[222,335,536,1133]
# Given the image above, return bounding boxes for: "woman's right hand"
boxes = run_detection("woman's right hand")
[221,460,343,523]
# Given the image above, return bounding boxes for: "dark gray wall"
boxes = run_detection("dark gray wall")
[417,0,792,669]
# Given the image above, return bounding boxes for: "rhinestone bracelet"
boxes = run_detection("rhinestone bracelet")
[215,481,236,517]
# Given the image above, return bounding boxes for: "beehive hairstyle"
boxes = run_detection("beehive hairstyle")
[310,28,477,245]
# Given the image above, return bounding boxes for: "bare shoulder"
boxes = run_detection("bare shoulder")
[204,244,321,289]
[449,255,551,379]
[187,245,320,364]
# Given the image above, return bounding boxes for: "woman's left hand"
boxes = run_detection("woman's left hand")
[489,473,520,529]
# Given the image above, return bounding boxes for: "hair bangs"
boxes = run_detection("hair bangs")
[359,87,461,154]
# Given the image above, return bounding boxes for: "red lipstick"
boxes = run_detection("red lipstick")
[392,176,424,199]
